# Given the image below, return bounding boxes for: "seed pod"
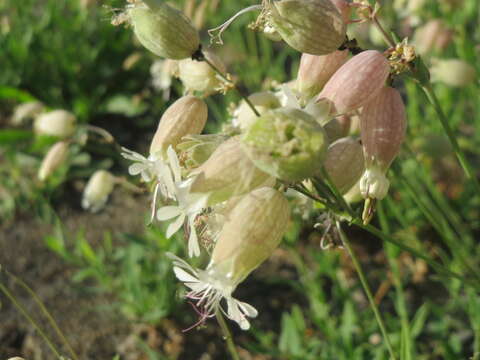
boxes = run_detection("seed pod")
[210,187,290,285]
[34,110,76,138]
[149,95,208,158]
[296,50,349,103]
[82,170,115,212]
[317,50,390,115]
[178,50,226,95]
[127,0,199,60]
[241,107,329,181]
[323,137,364,194]
[11,101,44,126]
[38,141,69,181]
[430,58,476,87]
[413,20,453,56]
[360,86,406,199]
[234,91,281,130]
[189,137,272,205]
[266,0,346,55]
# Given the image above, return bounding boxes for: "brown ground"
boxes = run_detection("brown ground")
[0,188,292,360]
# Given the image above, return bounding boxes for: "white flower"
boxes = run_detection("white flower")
[167,253,258,330]
[121,147,158,183]
[359,166,390,200]
[276,84,331,122]
[156,147,208,257]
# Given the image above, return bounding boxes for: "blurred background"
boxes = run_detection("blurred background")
[0,0,479,359]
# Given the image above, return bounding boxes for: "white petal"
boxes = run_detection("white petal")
[173,266,200,283]
[167,146,182,183]
[157,206,182,221]
[237,300,258,318]
[187,221,200,258]
[226,298,251,330]
[128,162,147,176]
[166,214,185,238]
[121,148,145,161]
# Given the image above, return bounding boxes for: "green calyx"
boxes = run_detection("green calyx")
[241,107,329,181]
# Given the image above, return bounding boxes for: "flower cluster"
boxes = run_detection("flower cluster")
[117,0,411,330]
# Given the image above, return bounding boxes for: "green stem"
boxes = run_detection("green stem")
[336,221,398,360]
[355,221,480,290]
[420,83,480,195]
[216,309,241,360]
[6,270,79,360]
[371,15,395,48]
[202,56,260,117]
[0,282,64,359]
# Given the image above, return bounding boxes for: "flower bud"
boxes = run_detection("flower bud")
[11,101,44,126]
[323,137,364,194]
[265,0,346,55]
[82,170,115,212]
[127,0,199,59]
[296,50,349,103]
[317,50,390,115]
[210,187,290,285]
[241,107,328,181]
[360,86,406,199]
[234,91,281,130]
[177,134,228,170]
[149,95,208,158]
[34,110,76,138]
[189,137,272,205]
[38,141,69,181]
[413,20,453,56]
[430,58,476,87]
[178,50,226,95]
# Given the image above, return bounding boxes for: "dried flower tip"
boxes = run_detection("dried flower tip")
[296,50,349,104]
[127,0,200,59]
[190,137,272,206]
[10,101,44,126]
[323,137,364,194]
[38,141,69,181]
[233,91,281,130]
[82,170,115,212]
[149,95,208,158]
[241,107,329,181]
[317,50,390,115]
[34,110,76,138]
[430,58,476,87]
[265,0,346,55]
[178,50,228,95]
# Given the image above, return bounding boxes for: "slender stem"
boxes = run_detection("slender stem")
[291,186,479,289]
[421,83,480,195]
[371,15,395,48]
[202,56,260,117]
[6,270,79,360]
[216,309,241,360]
[355,220,480,290]
[0,282,64,359]
[336,222,398,360]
